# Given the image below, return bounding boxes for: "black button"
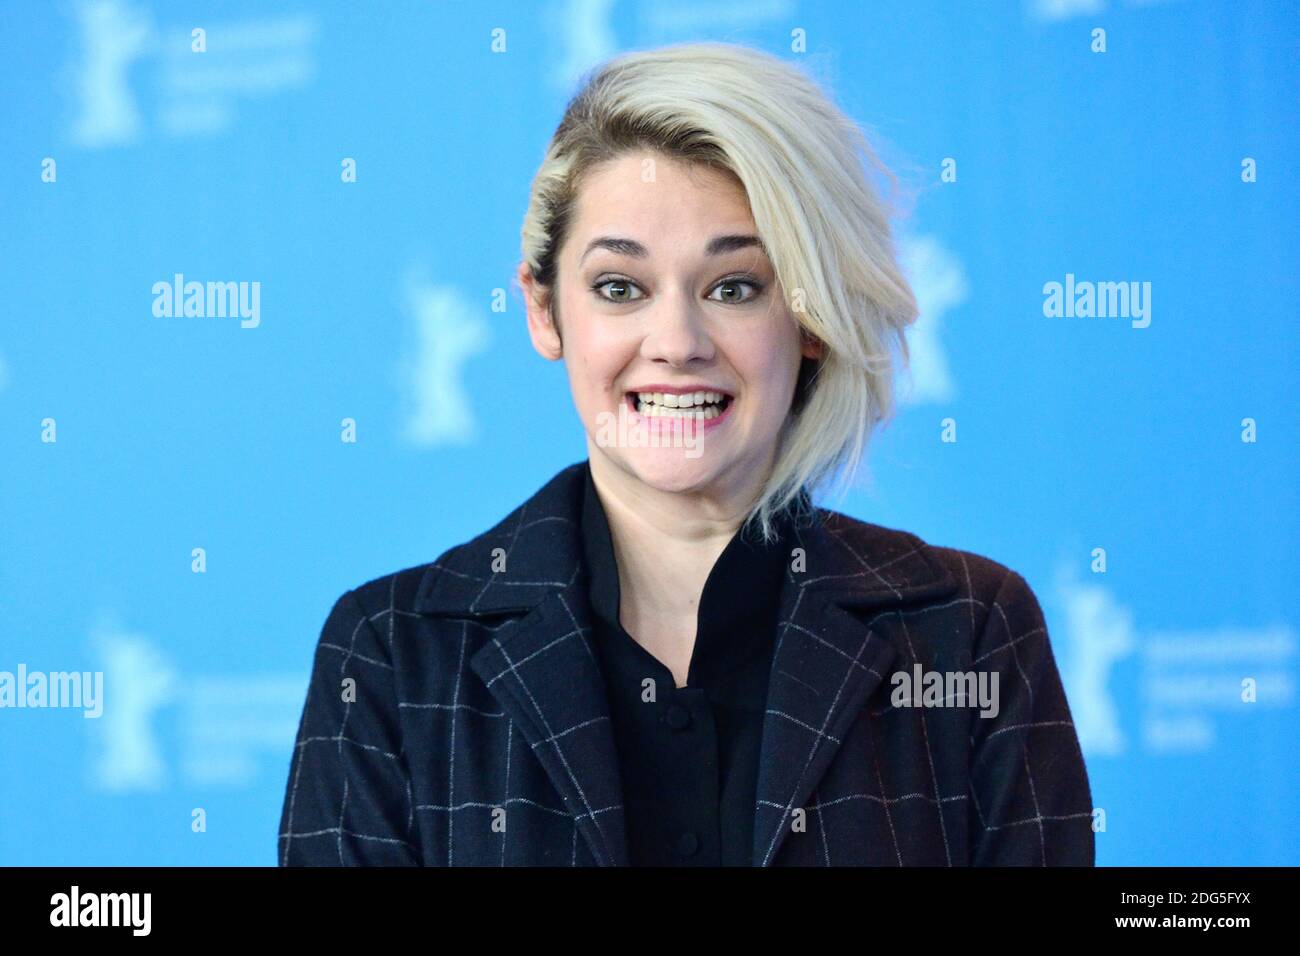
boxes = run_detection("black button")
[674,832,700,857]
[664,704,692,730]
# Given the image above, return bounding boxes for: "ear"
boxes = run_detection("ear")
[519,261,563,361]
[798,326,825,361]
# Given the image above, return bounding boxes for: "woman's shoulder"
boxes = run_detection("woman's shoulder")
[336,462,591,624]
[809,504,1047,625]
[810,508,1061,700]
[331,537,507,631]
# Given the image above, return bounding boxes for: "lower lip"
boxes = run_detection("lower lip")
[624,394,735,432]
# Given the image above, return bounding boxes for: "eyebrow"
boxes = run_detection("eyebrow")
[579,233,766,263]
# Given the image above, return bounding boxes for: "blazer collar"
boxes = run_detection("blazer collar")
[415,461,960,866]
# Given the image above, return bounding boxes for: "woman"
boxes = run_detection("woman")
[279,41,1094,867]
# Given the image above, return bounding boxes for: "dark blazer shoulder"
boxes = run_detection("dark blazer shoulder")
[812,505,1042,627]
[924,540,1048,634]
[328,463,588,624]
[811,510,1071,728]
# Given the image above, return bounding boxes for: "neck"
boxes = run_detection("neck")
[585,448,772,682]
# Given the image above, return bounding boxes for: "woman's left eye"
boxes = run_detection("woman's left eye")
[708,278,763,303]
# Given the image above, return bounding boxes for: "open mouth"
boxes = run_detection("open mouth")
[625,390,734,421]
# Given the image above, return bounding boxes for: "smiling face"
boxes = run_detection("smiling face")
[521,151,820,504]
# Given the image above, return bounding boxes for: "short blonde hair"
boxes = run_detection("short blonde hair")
[520,41,917,543]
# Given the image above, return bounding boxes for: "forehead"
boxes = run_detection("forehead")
[569,153,757,244]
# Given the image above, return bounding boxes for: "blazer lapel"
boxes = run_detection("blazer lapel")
[416,463,629,866]
[467,585,629,867]
[751,512,960,866]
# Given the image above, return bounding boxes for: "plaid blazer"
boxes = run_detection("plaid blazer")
[279,461,1095,866]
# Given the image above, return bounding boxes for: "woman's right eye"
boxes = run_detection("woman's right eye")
[592,278,645,303]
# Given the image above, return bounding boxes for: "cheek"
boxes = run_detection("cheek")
[735,332,802,406]
[579,343,625,391]
[568,327,633,399]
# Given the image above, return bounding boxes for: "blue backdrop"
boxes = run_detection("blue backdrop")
[1,0,1296,865]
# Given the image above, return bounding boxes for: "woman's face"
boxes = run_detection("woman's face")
[521,151,820,502]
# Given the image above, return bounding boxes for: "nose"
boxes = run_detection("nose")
[639,288,715,367]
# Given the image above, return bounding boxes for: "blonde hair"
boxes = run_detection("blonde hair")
[520,41,918,543]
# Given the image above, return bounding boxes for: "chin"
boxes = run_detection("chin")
[615,450,726,494]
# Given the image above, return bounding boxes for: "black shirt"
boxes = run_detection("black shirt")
[579,460,796,866]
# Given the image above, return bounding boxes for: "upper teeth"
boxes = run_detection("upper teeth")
[635,391,726,408]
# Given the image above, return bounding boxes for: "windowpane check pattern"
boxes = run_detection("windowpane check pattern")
[278,461,1095,866]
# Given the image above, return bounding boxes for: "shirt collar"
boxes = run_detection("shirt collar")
[580,459,798,686]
